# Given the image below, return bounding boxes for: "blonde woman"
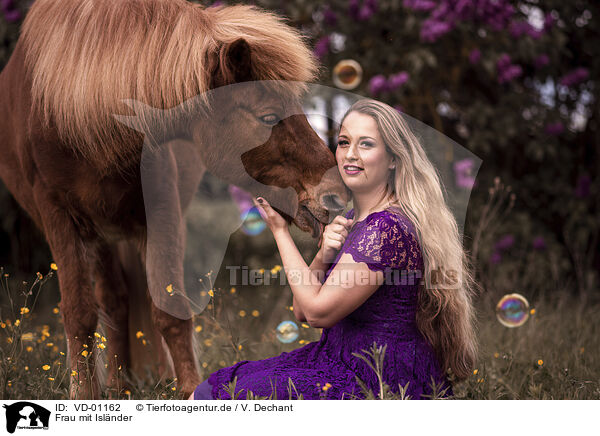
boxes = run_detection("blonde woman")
[191,98,478,400]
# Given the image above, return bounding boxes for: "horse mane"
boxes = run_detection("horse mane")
[20,0,319,171]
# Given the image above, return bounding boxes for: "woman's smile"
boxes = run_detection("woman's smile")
[343,164,363,175]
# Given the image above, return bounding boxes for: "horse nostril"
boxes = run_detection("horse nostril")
[320,193,345,212]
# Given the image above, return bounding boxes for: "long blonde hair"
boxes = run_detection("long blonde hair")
[339,99,479,381]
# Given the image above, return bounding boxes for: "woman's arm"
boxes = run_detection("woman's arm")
[255,197,381,328]
[292,294,307,323]
[273,230,383,328]
[292,248,329,322]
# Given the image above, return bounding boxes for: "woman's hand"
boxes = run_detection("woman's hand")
[319,215,354,264]
[253,197,289,235]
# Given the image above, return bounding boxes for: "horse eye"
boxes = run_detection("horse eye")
[259,114,280,125]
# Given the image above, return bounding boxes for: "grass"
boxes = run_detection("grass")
[0,263,598,400]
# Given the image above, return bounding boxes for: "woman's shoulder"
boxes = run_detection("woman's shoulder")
[344,207,422,271]
[347,207,418,239]
[382,207,418,237]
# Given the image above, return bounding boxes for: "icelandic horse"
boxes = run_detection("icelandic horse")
[0,0,347,398]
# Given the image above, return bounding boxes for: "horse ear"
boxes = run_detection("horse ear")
[213,38,253,87]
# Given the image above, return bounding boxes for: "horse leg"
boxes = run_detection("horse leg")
[93,243,130,398]
[144,220,202,397]
[32,187,100,399]
[150,303,200,397]
[142,143,202,396]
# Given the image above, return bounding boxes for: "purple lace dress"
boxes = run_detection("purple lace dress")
[200,208,453,400]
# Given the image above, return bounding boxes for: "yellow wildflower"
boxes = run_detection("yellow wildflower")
[259,268,264,274]
[71,370,78,376]
[270,268,278,275]
[238,344,242,350]
[59,351,64,356]
[52,308,59,314]
[0,322,5,328]
[322,382,332,392]
[251,310,260,317]
[202,362,208,368]
[26,346,33,352]
[48,377,55,381]
[208,289,214,297]
[494,352,499,358]
[42,364,50,371]
[299,340,306,344]
[14,319,20,327]
[81,350,89,357]
[239,310,246,317]
[195,325,203,333]
[166,284,173,294]
[530,308,536,315]
[204,339,213,347]
[171,387,176,391]
[36,272,43,280]
[50,263,58,271]
[94,332,101,338]
[97,343,106,350]
[20,307,29,315]
[230,287,236,294]
[101,336,107,342]
[537,359,543,366]
[7,338,13,344]
[125,390,131,396]
[136,331,144,339]
[46,342,54,347]
[301,323,309,328]
[473,369,478,375]
[289,306,294,312]
[82,344,88,348]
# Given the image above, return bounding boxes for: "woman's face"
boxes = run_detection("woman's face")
[335,111,395,195]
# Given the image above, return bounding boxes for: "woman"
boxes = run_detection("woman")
[190,99,478,400]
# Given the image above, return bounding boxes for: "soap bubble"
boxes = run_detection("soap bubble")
[496,293,530,327]
[276,320,299,343]
[241,207,266,236]
[333,59,363,90]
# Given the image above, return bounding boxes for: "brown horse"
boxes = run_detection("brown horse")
[0,0,347,399]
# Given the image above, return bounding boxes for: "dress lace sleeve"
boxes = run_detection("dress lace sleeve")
[344,211,423,273]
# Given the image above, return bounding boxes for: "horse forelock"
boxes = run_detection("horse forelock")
[19,0,319,171]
